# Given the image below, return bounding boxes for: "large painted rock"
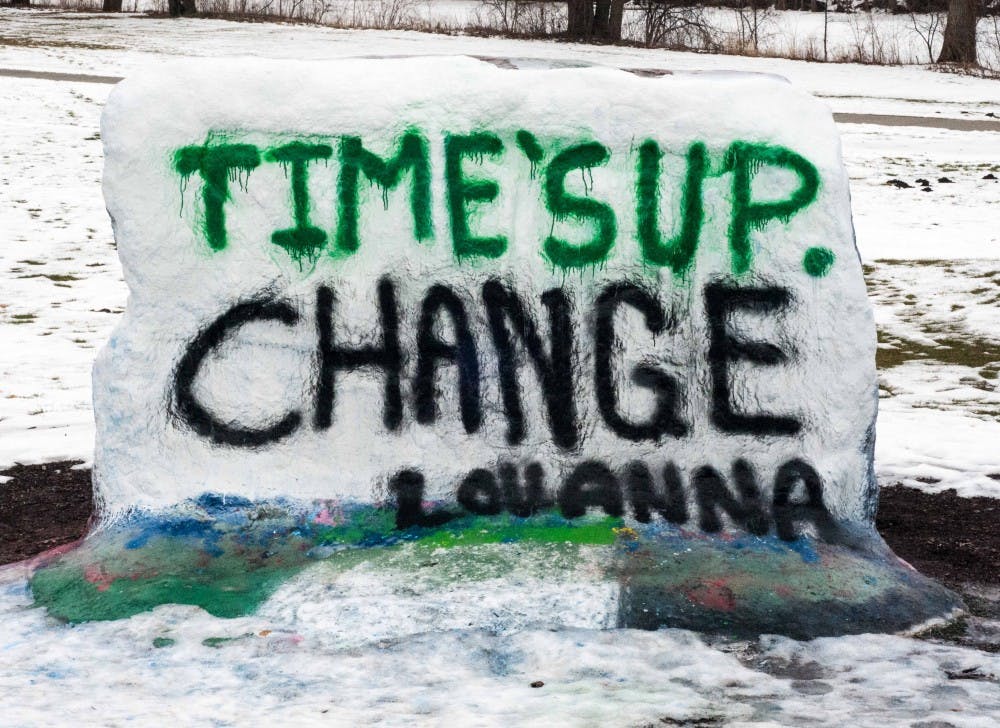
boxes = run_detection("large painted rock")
[32,58,961,636]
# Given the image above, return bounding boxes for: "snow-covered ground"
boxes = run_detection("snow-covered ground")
[0,566,998,726]
[1,12,999,726]
[19,2,1000,67]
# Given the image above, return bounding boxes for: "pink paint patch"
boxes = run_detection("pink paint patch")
[773,585,795,599]
[684,579,737,611]
[314,508,336,526]
[83,564,115,592]
[313,504,344,526]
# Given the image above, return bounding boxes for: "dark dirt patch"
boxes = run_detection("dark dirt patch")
[876,485,999,594]
[0,461,92,564]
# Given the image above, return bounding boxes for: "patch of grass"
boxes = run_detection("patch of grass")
[871,258,954,267]
[938,162,1000,173]
[876,329,1000,370]
[914,616,968,643]
[0,35,121,50]
[866,260,1000,372]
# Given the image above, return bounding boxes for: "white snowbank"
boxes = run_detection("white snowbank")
[0,570,997,726]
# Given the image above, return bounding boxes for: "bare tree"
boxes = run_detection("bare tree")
[909,7,945,63]
[937,0,979,63]
[566,0,624,41]
[168,0,196,15]
[479,0,526,33]
[986,13,1000,70]
[633,0,716,49]
[566,0,594,38]
[592,0,626,41]
[736,0,771,53]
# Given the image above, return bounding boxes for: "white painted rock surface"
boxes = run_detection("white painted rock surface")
[96,58,873,531]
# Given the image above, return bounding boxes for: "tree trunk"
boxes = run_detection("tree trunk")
[937,0,978,63]
[593,0,611,40]
[168,0,196,15]
[566,0,594,39]
[102,0,123,11]
[607,0,625,42]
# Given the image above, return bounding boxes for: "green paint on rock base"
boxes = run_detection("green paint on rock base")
[27,496,963,637]
[28,500,623,623]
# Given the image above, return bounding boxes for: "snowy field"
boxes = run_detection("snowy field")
[1,10,999,726]
[19,2,1000,67]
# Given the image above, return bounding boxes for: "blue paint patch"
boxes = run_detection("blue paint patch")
[124,517,220,550]
[785,537,821,564]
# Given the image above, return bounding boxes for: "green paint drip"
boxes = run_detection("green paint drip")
[542,142,617,270]
[803,246,835,277]
[725,141,820,275]
[415,515,622,549]
[335,130,433,255]
[515,129,544,178]
[445,132,507,260]
[152,637,175,648]
[174,144,261,252]
[636,141,707,275]
[266,141,333,264]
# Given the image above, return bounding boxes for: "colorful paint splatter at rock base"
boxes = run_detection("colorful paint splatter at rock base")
[27,57,962,637]
[31,493,958,637]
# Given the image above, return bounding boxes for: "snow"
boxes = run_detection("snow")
[0,75,122,469]
[1,13,999,725]
[0,567,997,726]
